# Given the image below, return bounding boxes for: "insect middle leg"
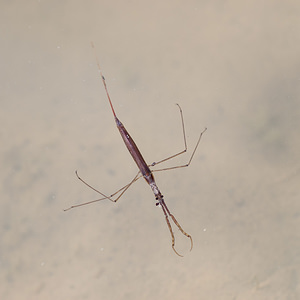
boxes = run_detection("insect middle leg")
[150,104,187,167]
[150,104,206,171]
[64,171,142,211]
[151,127,207,173]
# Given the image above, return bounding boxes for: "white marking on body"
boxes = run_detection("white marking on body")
[150,182,160,197]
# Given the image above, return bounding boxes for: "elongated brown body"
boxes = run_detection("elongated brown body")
[115,117,155,185]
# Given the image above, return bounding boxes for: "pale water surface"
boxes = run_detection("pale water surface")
[1,1,300,299]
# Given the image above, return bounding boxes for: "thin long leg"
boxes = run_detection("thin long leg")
[108,172,143,201]
[64,171,142,211]
[75,170,111,199]
[160,202,182,257]
[150,104,187,167]
[76,170,142,201]
[104,172,143,202]
[162,199,193,251]
[150,104,206,170]
[159,198,193,257]
[151,127,207,172]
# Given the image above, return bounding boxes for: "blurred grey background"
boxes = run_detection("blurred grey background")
[1,1,300,299]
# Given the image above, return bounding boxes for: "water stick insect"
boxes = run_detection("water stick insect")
[64,43,207,256]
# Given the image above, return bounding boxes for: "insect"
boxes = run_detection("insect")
[64,43,207,256]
